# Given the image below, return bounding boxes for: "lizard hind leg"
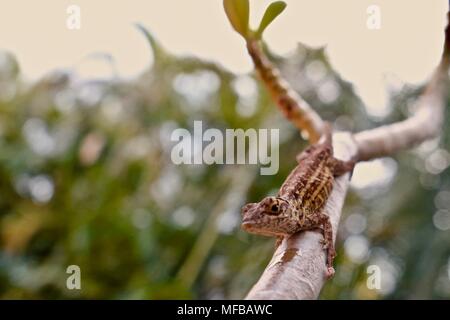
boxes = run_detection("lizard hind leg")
[296,145,317,163]
[331,158,356,178]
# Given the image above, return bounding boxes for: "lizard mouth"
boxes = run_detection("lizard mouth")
[241,221,285,237]
[241,221,255,231]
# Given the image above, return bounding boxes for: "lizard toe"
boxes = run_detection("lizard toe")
[320,238,329,249]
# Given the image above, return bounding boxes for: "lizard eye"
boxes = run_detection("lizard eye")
[266,204,280,215]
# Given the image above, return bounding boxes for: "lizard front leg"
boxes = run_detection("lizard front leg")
[275,236,284,249]
[318,212,336,278]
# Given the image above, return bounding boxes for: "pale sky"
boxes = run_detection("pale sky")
[0,0,447,112]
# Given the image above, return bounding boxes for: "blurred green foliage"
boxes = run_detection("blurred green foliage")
[0,28,449,299]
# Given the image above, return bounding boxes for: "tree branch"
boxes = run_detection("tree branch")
[355,61,449,161]
[354,10,450,161]
[247,40,325,143]
[245,9,449,300]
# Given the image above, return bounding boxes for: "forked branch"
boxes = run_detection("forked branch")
[223,0,449,299]
[241,7,449,299]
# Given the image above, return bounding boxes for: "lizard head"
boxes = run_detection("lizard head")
[241,196,296,237]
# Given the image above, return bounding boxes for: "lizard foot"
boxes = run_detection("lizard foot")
[325,249,336,279]
[326,266,335,279]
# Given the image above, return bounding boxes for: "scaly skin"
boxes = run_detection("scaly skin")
[241,124,354,278]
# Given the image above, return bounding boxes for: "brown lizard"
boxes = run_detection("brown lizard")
[241,124,355,278]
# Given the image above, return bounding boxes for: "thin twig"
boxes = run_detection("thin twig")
[247,40,324,143]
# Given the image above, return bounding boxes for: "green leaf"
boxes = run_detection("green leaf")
[255,1,287,39]
[135,23,167,62]
[223,0,249,38]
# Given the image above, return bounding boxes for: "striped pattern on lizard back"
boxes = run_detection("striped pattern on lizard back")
[278,145,334,217]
